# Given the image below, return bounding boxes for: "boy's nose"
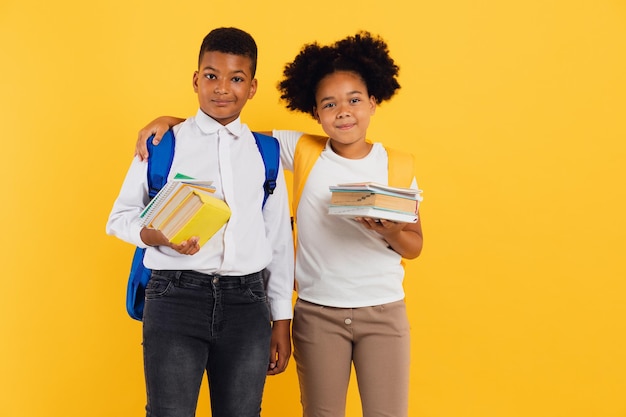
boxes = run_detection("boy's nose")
[214,80,228,94]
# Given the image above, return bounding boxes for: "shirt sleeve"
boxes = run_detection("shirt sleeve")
[272,130,304,172]
[261,155,295,321]
[105,157,151,248]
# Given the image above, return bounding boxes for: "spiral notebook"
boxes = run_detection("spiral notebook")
[140,173,215,227]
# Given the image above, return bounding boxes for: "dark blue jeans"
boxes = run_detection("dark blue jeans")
[142,269,271,417]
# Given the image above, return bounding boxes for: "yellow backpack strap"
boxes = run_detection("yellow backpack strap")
[293,134,327,220]
[293,138,415,218]
[385,146,415,188]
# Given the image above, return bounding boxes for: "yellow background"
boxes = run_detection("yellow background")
[1,0,625,416]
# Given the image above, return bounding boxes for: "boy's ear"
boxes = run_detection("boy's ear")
[193,71,199,93]
[248,78,258,99]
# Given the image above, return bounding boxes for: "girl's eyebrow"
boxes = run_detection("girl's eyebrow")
[319,90,364,103]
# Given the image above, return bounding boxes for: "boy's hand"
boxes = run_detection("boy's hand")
[170,237,201,256]
[140,227,200,255]
[267,319,291,375]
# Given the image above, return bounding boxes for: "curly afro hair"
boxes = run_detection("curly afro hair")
[277,31,400,118]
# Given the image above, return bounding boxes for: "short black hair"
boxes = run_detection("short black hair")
[198,27,258,76]
[277,31,400,117]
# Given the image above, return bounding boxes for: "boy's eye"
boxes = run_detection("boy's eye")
[232,76,244,83]
[204,73,217,80]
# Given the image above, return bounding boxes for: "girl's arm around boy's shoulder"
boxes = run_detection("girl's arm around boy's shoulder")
[136,116,186,161]
[271,130,305,172]
[134,118,305,172]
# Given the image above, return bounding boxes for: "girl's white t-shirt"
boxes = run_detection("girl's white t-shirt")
[274,130,415,308]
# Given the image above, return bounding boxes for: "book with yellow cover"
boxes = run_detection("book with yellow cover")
[149,184,214,230]
[148,189,231,246]
[140,176,215,227]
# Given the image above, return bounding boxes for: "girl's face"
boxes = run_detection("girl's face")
[313,71,376,157]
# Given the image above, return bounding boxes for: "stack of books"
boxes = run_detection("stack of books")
[328,182,423,223]
[140,175,231,246]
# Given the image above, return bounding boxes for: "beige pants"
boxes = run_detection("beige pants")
[293,298,411,417]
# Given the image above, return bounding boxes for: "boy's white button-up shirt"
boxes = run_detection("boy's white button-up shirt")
[107,110,294,320]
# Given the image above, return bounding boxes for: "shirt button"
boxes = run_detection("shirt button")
[344,318,352,325]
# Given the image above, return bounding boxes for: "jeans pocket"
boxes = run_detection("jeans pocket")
[145,276,173,300]
[244,279,267,302]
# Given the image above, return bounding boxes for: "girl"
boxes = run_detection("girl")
[136,31,423,417]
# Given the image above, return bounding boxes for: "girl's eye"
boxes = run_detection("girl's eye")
[322,103,335,109]
[350,98,361,104]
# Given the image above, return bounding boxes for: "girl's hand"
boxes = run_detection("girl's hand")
[355,217,406,236]
[355,216,423,259]
[135,116,185,161]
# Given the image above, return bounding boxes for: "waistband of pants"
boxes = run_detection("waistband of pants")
[152,269,265,287]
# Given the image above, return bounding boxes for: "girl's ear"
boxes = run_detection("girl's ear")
[313,107,321,123]
[369,95,377,115]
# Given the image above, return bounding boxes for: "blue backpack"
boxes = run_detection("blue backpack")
[126,129,280,321]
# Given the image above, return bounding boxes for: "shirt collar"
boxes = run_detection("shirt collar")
[195,109,243,138]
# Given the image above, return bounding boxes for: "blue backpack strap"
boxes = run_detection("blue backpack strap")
[126,129,175,321]
[252,132,280,208]
[147,130,176,198]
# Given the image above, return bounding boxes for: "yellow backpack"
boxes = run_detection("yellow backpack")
[292,134,416,222]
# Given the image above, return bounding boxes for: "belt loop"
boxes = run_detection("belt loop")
[174,270,182,285]
[240,276,246,286]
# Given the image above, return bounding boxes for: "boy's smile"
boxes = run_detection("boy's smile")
[193,51,257,125]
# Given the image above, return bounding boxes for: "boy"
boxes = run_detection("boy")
[106,27,294,417]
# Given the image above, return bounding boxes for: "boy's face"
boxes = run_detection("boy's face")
[193,51,257,125]
[313,71,376,148]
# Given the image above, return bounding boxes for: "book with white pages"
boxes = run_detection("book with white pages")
[329,182,423,201]
[328,205,418,223]
[140,174,215,227]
